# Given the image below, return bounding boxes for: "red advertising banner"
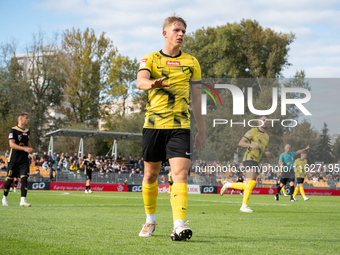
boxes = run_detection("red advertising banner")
[50,182,128,192]
[218,186,340,196]
[158,184,169,193]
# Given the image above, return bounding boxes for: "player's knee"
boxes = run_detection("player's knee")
[144,171,158,183]
[171,169,188,183]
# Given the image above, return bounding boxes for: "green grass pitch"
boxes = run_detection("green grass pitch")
[1,191,339,254]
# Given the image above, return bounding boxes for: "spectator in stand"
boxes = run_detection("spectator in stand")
[117,171,123,183]
[64,153,70,169]
[58,156,64,169]
[56,154,60,165]
[161,175,166,184]
[43,152,48,161]
[138,170,144,179]
[47,152,52,163]
[128,156,134,165]
[124,178,128,184]
[121,163,128,173]
[42,161,49,170]
[99,165,105,178]
[117,155,122,161]
[52,152,57,164]
[5,150,9,158]
[112,161,119,173]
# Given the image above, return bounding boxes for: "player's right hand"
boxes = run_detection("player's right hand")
[150,77,170,89]
[25,147,35,154]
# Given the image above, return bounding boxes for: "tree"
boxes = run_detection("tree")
[107,54,139,116]
[0,32,63,150]
[59,28,117,124]
[182,19,295,79]
[333,136,340,162]
[314,123,333,163]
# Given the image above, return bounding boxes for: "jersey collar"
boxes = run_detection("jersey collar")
[257,127,265,133]
[160,50,182,58]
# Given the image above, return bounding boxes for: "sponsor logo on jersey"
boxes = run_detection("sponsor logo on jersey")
[166,61,181,66]
[260,134,266,138]
[140,58,147,67]
[245,131,251,137]
[18,135,22,141]
[9,133,13,139]
[22,133,27,136]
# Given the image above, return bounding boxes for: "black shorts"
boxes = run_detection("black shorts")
[242,161,260,179]
[280,178,295,185]
[143,128,190,162]
[86,171,92,181]
[296,178,304,184]
[7,162,30,178]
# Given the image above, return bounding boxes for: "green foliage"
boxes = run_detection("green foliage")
[182,19,295,78]
[314,123,334,163]
[59,28,117,123]
[107,54,139,116]
[332,136,340,162]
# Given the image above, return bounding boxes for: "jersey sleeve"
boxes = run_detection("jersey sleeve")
[138,53,153,73]
[279,154,284,162]
[292,152,297,157]
[8,129,15,140]
[244,129,254,140]
[190,57,201,83]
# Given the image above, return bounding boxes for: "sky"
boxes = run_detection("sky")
[1,0,339,135]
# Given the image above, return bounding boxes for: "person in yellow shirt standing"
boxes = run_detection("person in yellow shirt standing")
[137,14,205,241]
[293,151,309,201]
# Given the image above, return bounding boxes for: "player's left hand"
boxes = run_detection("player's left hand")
[305,145,310,150]
[264,151,270,157]
[194,131,205,152]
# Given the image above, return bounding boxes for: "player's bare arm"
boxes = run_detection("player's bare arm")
[137,70,170,90]
[191,83,205,152]
[9,139,34,154]
[296,145,310,155]
[239,137,259,150]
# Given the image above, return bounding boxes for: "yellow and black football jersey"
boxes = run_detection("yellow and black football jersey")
[139,50,201,129]
[84,159,95,175]
[294,158,307,178]
[242,128,269,163]
[8,126,30,164]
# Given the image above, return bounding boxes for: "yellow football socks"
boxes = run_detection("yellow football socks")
[300,186,306,197]
[242,180,256,206]
[231,182,246,190]
[142,181,158,214]
[170,183,188,222]
[281,187,286,196]
[293,187,299,197]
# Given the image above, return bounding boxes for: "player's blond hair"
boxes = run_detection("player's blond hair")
[17,112,28,119]
[163,14,187,30]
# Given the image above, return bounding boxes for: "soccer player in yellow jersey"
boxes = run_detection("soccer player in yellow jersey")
[220,116,270,213]
[293,151,309,201]
[137,15,205,241]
